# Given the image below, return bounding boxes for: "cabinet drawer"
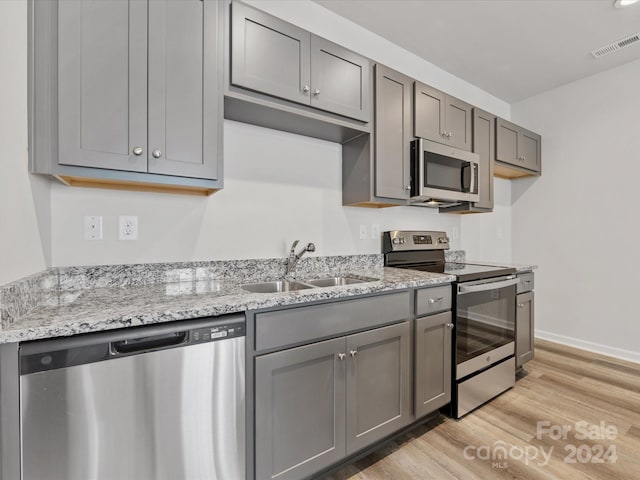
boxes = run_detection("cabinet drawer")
[415,286,451,316]
[256,292,410,351]
[517,273,534,293]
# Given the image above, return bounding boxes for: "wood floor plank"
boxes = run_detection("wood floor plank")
[328,340,640,480]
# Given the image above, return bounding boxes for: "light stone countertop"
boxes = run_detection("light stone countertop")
[0,267,454,344]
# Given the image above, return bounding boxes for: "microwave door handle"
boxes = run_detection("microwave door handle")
[418,138,425,196]
[470,162,477,194]
[458,277,519,294]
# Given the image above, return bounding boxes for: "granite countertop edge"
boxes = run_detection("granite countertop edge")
[0,267,455,344]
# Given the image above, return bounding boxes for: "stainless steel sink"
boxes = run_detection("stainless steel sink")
[241,280,314,293]
[303,276,374,288]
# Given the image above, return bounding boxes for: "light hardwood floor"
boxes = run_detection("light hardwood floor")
[330,339,640,480]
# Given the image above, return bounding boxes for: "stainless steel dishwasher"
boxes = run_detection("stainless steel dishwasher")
[19,314,245,480]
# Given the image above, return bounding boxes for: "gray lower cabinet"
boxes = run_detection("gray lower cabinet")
[31,0,223,193]
[495,117,541,177]
[255,337,346,480]
[231,1,370,122]
[254,321,411,480]
[516,291,535,368]
[414,82,472,151]
[415,312,452,418]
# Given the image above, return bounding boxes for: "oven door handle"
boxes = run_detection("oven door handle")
[458,277,519,294]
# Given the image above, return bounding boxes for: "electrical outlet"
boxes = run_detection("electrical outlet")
[359,224,368,240]
[83,216,103,241]
[371,223,380,240]
[119,216,138,241]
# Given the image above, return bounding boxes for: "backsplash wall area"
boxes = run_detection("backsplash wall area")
[51,120,470,266]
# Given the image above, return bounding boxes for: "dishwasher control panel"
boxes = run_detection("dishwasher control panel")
[191,323,245,344]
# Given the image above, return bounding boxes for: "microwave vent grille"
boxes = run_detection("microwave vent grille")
[591,32,640,58]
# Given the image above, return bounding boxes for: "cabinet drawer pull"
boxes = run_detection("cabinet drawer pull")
[518,303,525,308]
[152,149,162,159]
[132,147,143,156]
[447,323,454,329]
[350,349,357,358]
[447,131,453,138]
[303,85,310,95]
[441,130,447,137]
[313,89,320,97]
[338,353,346,361]
[428,297,444,304]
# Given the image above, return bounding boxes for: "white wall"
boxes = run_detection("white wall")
[511,58,640,362]
[48,0,511,267]
[52,121,464,265]
[0,1,51,285]
[460,178,512,263]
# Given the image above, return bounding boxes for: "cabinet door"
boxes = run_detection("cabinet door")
[147,0,221,180]
[472,108,495,210]
[516,291,535,368]
[446,96,473,151]
[415,312,452,418]
[310,36,370,122]
[346,322,411,454]
[495,118,519,166]
[519,129,541,173]
[255,338,346,480]
[58,0,147,172]
[231,1,311,105]
[414,82,446,144]
[374,65,412,199]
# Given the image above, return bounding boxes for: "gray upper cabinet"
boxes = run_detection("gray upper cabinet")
[346,322,411,454]
[310,36,370,122]
[414,82,472,151]
[147,0,221,180]
[30,0,223,194]
[374,64,412,200]
[415,312,452,418]
[440,108,495,214]
[495,117,541,176]
[255,337,347,480]
[57,0,148,173]
[230,1,370,122]
[231,1,311,105]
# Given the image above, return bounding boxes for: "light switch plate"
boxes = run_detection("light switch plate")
[83,216,103,241]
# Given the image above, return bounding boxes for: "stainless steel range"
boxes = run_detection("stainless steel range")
[383,230,517,418]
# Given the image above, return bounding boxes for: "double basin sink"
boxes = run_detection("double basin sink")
[242,276,376,293]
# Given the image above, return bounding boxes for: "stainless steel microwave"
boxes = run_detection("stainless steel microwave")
[409,138,480,206]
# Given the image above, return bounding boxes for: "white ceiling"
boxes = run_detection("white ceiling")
[313,0,640,102]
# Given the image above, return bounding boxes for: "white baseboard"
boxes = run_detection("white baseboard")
[535,329,640,364]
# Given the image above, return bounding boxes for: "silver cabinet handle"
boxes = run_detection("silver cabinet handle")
[518,303,525,308]
[338,353,346,361]
[522,155,526,161]
[350,350,357,358]
[152,149,162,158]
[313,89,320,97]
[447,132,453,138]
[447,323,454,329]
[428,297,444,304]
[405,185,411,191]
[303,85,310,95]
[132,147,143,156]
[441,131,447,137]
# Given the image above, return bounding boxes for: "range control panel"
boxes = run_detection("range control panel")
[382,230,449,252]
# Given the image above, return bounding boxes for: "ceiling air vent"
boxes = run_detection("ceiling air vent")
[591,32,640,58]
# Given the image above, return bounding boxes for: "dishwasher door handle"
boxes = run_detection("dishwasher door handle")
[110,331,188,355]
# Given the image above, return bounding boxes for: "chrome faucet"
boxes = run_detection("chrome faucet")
[285,240,316,277]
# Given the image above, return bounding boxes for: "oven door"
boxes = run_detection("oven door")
[455,275,518,379]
